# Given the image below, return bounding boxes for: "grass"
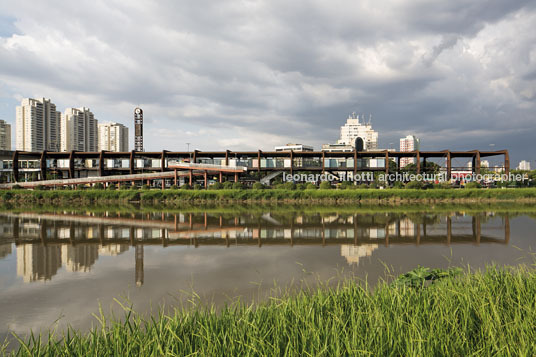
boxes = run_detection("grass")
[6,266,536,356]
[2,187,536,205]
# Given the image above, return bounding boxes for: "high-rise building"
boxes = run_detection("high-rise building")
[518,160,531,171]
[0,120,11,150]
[399,135,420,168]
[60,107,98,151]
[16,244,62,283]
[98,122,129,152]
[16,98,61,151]
[62,245,98,272]
[336,113,378,150]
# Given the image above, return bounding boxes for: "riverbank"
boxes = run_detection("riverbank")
[1,187,536,205]
[6,266,536,356]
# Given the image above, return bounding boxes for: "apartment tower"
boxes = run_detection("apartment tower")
[16,98,61,151]
[98,122,129,152]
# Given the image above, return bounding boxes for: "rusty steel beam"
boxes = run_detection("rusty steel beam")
[40,150,47,181]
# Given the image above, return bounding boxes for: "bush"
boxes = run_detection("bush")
[252,182,265,190]
[339,181,353,190]
[142,184,150,190]
[223,182,234,189]
[392,181,404,189]
[34,184,45,191]
[464,181,482,189]
[319,181,332,190]
[281,182,296,190]
[193,184,202,190]
[170,185,179,190]
[12,184,22,190]
[357,183,369,189]
[405,181,424,189]
[107,183,117,190]
[119,184,130,190]
[78,184,87,190]
[296,183,307,190]
[130,185,139,190]
[209,182,223,190]
[93,183,104,190]
[306,183,317,190]
[232,182,244,190]
[181,184,191,190]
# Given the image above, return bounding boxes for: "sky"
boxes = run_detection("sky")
[0,0,534,166]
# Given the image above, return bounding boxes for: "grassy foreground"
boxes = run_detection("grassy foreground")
[7,266,536,356]
[2,187,536,204]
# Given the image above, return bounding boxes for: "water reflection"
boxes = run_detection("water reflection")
[0,211,511,285]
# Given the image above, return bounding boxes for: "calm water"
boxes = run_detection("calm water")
[0,207,535,340]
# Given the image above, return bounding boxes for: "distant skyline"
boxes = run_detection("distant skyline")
[0,1,535,165]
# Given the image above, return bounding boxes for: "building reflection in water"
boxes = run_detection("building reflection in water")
[0,211,511,285]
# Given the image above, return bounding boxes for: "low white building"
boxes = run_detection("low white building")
[274,143,313,152]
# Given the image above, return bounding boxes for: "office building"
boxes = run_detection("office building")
[399,135,420,168]
[518,160,531,171]
[336,113,378,150]
[61,107,98,151]
[16,98,61,151]
[274,143,314,152]
[98,122,129,152]
[0,120,11,150]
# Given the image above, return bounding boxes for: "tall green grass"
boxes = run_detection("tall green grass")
[2,187,536,205]
[7,266,536,356]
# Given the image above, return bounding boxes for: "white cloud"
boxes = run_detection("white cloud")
[0,0,534,161]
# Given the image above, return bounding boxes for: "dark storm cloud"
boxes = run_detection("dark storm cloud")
[0,0,534,162]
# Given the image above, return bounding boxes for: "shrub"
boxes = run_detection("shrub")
[93,183,104,190]
[34,184,45,191]
[209,182,223,190]
[296,183,307,190]
[223,182,234,189]
[170,185,179,190]
[340,181,353,189]
[107,183,117,190]
[142,184,150,190]
[130,185,139,190]
[306,183,317,190]
[282,182,296,190]
[252,182,265,190]
[438,182,452,189]
[193,184,202,190]
[465,181,482,189]
[392,181,404,189]
[319,181,332,190]
[405,181,423,189]
[12,184,22,190]
[357,183,369,189]
[232,182,244,190]
[181,184,192,190]
[119,184,130,190]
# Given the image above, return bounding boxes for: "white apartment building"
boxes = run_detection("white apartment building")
[336,113,378,150]
[399,135,420,168]
[16,98,61,151]
[61,107,98,151]
[518,160,531,171]
[0,120,11,150]
[98,122,129,152]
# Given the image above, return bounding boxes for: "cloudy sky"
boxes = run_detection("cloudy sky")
[0,0,534,165]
